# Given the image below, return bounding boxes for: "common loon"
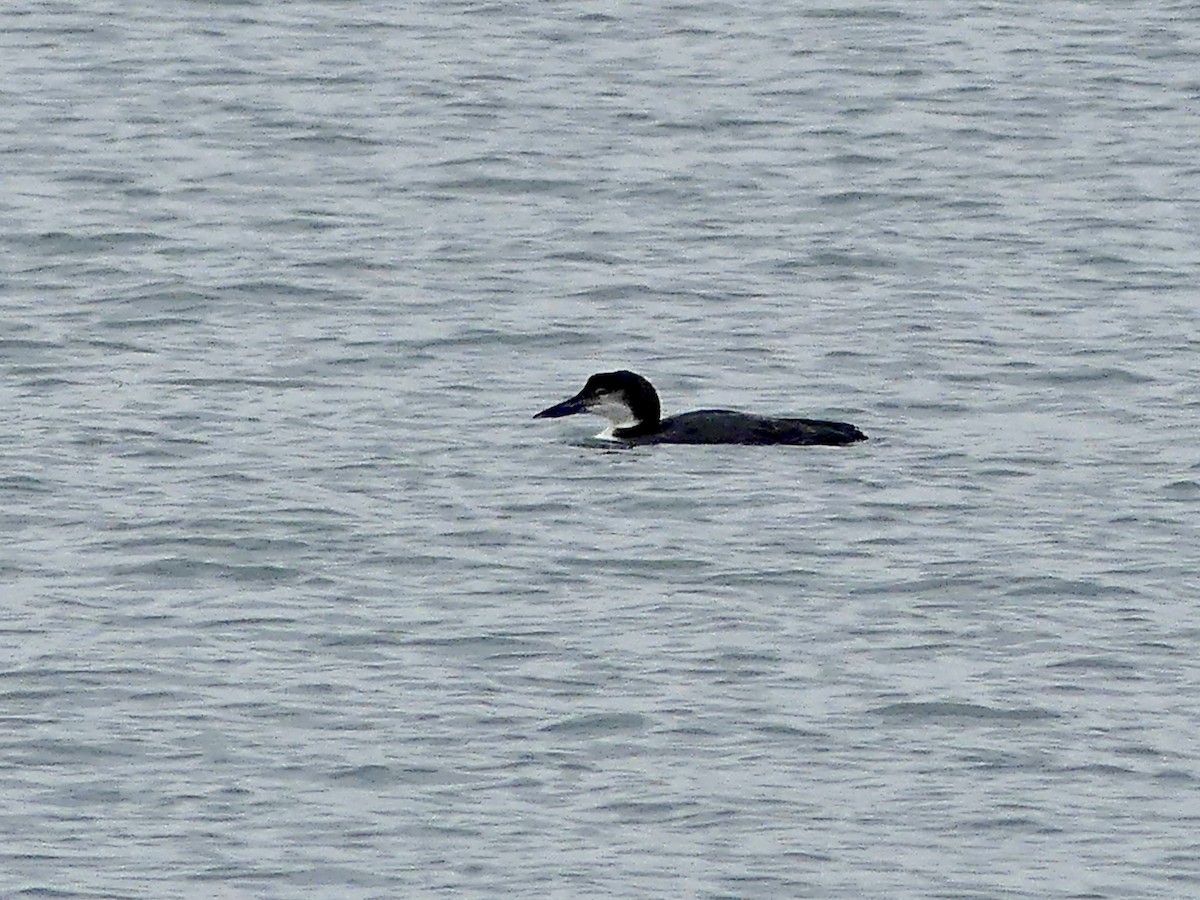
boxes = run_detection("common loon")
[534,370,867,446]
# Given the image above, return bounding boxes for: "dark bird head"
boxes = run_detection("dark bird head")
[533,370,662,434]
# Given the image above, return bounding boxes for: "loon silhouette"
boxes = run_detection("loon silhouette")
[534,370,867,446]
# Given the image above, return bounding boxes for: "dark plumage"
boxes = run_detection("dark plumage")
[534,370,867,446]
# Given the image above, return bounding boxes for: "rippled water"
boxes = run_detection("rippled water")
[4,2,1199,897]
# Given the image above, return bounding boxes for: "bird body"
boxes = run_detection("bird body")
[534,371,866,447]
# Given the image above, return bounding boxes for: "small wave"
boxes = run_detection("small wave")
[1047,655,1135,671]
[110,557,301,584]
[0,475,52,494]
[1028,365,1155,386]
[871,701,1058,721]
[956,815,1062,834]
[1162,479,1200,499]
[541,712,649,735]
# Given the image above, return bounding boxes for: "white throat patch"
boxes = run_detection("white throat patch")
[590,394,640,440]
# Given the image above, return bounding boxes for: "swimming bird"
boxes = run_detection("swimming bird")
[534,370,867,446]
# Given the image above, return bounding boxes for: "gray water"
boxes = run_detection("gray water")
[3,2,1200,897]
